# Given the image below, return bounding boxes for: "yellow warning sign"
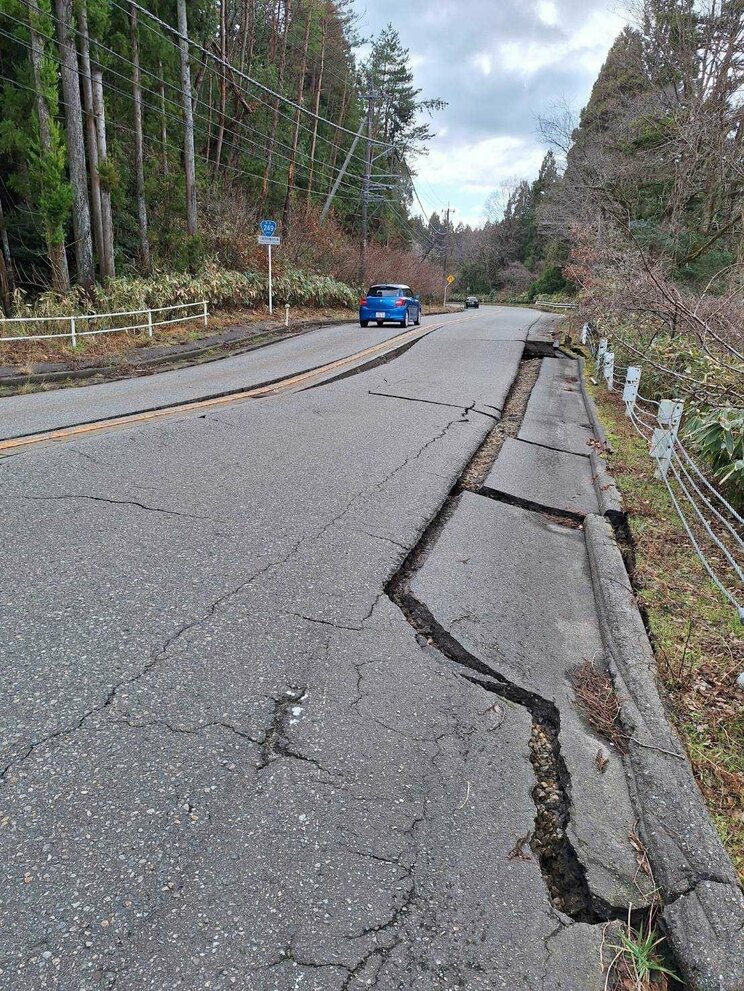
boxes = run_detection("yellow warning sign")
[447,274,455,284]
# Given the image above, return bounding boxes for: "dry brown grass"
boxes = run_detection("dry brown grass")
[585,377,744,882]
[571,660,628,754]
[0,306,353,369]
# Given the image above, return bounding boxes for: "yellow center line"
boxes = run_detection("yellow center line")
[0,315,471,454]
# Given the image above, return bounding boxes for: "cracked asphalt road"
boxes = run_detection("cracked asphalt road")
[0,312,472,442]
[1,308,621,989]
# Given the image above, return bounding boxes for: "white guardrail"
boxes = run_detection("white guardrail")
[536,301,578,309]
[0,300,209,347]
[581,322,743,624]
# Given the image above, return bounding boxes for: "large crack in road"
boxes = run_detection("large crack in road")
[5,310,657,990]
[383,354,625,925]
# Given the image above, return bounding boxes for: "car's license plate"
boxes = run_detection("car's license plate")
[375,312,385,318]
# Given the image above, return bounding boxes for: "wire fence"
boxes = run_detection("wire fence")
[535,300,579,310]
[581,322,743,624]
[0,300,209,348]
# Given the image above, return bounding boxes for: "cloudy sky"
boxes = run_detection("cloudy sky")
[353,0,630,227]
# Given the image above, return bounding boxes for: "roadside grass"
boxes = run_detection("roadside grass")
[604,913,681,990]
[585,376,744,882]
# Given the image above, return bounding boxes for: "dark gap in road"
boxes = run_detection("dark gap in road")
[381,353,626,924]
[522,340,564,359]
[477,487,585,528]
[257,687,321,772]
[515,436,592,459]
[366,391,491,417]
[458,358,541,491]
[389,587,614,922]
[301,330,434,392]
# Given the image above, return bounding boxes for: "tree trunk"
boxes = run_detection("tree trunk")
[306,7,326,204]
[214,0,227,172]
[92,67,115,278]
[27,0,71,292]
[0,199,14,314]
[262,0,291,202]
[129,2,151,272]
[158,61,169,174]
[177,0,198,236]
[77,1,105,280]
[207,73,214,160]
[54,0,95,291]
[283,5,312,231]
[241,0,255,74]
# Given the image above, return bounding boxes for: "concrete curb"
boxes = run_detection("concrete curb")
[588,448,624,525]
[577,355,612,453]
[584,514,744,990]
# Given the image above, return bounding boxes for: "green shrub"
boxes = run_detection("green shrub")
[527,265,573,302]
[6,262,357,323]
[685,408,744,509]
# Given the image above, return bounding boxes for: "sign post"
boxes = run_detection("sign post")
[445,273,455,306]
[258,220,280,315]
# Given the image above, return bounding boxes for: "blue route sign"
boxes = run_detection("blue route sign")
[259,219,277,237]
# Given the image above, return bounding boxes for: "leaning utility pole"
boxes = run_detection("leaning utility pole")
[359,91,375,286]
[320,118,365,221]
[176,0,197,236]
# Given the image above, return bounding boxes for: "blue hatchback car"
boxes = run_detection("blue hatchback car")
[359,284,422,328]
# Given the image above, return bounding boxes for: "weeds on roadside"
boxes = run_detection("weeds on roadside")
[581,371,743,881]
[570,660,628,754]
[604,908,681,991]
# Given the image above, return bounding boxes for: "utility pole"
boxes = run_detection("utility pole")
[359,90,377,286]
[442,204,454,304]
[321,118,365,221]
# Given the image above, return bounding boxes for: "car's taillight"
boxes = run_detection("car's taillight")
[395,298,406,306]
[359,296,367,305]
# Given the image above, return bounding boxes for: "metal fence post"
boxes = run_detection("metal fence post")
[603,350,615,390]
[202,300,208,327]
[622,367,641,416]
[70,316,77,348]
[650,399,683,478]
[147,309,153,338]
[596,337,608,373]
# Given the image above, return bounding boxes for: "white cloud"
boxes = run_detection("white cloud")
[498,8,624,78]
[409,135,547,228]
[471,52,494,76]
[536,0,560,26]
[421,136,545,189]
[352,0,629,229]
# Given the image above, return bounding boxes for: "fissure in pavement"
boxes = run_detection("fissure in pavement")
[384,355,630,926]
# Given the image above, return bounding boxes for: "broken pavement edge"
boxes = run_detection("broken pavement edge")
[576,364,743,988]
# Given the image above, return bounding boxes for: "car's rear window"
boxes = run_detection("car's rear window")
[367,286,402,297]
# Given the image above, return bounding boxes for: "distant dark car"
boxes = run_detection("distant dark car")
[465,296,480,309]
[359,284,422,328]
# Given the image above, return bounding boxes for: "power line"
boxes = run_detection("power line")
[0,14,366,204]
[128,0,393,149]
[0,67,368,227]
[104,0,372,170]
[1,4,366,199]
